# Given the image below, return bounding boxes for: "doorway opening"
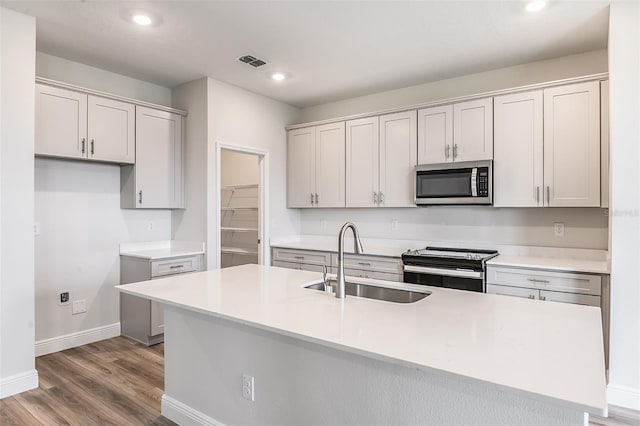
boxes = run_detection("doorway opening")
[216,144,269,268]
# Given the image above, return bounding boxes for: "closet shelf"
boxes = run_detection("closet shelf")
[221,247,258,255]
[221,227,258,232]
[222,184,259,190]
[221,207,258,211]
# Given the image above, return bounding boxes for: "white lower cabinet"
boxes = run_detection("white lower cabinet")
[486,265,603,307]
[120,254,203,345]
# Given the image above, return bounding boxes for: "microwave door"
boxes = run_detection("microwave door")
[416,169,473,199]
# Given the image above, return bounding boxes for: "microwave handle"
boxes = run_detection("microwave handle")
[471,168,478,197]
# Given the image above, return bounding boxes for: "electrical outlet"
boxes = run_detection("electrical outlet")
[554,222,565,237]
[59,291,70,306]
[34,222,41,236]
[72,299,87,315]
[320,220,327,230]
[242,374,255,401]
[391,220,399,231]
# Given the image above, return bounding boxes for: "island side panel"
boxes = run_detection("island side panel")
[161,306,584,426]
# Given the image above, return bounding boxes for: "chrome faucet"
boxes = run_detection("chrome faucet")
[336,222,364,299]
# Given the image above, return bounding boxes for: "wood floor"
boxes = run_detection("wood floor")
[0,337,175,425]
[0,336,638,425]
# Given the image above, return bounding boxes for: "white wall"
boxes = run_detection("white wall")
[33,55,173,348]
[34,159,171,343]
[221,150,259,186]
[0,7,38,398]
[300,49,608,122]
[36,52,172,106]
[301,207,608,249]
[171,77,300,269]
[171,78,209,245]
[607,1,640,410]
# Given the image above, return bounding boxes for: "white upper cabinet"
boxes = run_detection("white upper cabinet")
[543,81,600,207]
[121,106,184,209]
[453,98,493,162]
[493,90,544,207]
[87,95,135,163]
[315,122,346,208]
[417,105,452,164]
[287,122,345,208]
[287,127,316,208]
[346,111,417,208]
[346,117,379,207]
[418,98,492,164]
[36,84,88,160]
[35,84,135,164]
[379,110,417,207]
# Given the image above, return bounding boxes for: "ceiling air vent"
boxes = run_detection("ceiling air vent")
[238,55,267,68]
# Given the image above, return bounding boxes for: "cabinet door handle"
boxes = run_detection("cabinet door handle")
[546,186,550,204]
[315,193,319,204]
[138,190,143,204]
[527,278,550,284]
[540,295,546,301]
[81,138,86,154]
[536,186,540,204]
[379,192,384,204]
[373,192,378,204]
[453,144,458,159]
[528,294,536,299]
[294,256,305,260]
[90,139,95,155]
[445,145,450,159]
[169,265,184,269]
[310,193,314,205]
[358,262,371,266]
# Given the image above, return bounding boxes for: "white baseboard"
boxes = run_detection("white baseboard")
[161,394,225,426]
[0,369,39,399]
[35,323,121,357]
[608,383,640,411]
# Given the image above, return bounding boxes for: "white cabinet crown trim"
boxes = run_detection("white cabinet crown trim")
[35,77,187,117]
[286,73,608,130]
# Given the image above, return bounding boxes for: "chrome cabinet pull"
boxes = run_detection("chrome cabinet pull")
[546,186,550,204]
[169,265,184,269]
[315,193,319,204]
[373,192,378,204]
[540,295,546,301]
[527,278,550,284]
[138,190,143,204]
[528,294,536,299]
[294,256,304,260]
[379,192,384,204]
[358,262,371,266]
[445,145,450,159]
[453,144,458,158]
[90,139,95,155]
[310,193,314,205]
[536,186,540,204]
[81,138,86,154]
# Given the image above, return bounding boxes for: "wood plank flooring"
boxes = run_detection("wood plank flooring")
[0,337,175,425]
[0,336,638,425]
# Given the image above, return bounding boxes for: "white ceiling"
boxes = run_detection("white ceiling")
[1,1,609,108]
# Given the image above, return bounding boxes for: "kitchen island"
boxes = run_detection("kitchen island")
[116,264,606,425]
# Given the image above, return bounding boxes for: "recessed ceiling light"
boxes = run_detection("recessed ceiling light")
[525,1,546,12]
[132,14,152,26]
[271,73,286,81]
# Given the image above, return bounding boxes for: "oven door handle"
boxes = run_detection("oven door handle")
[403,265,483,279]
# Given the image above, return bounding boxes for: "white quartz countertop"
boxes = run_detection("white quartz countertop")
[116,264,607,415]
[486,255,610,275]
[271,236,610,273]
[120,240,205,260]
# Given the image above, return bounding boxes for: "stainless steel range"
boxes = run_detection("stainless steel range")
[401,247,498,292]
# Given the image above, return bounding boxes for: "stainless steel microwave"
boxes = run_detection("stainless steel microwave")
[414,160,492,205]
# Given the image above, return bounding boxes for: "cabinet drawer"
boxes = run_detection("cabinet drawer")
[487,284,538,300]
[151,256,200,277]
[487,266,601,296]
[272,248,331,266]
[331,267,402,282]
[540,290,601,307]
[330,253,402,274]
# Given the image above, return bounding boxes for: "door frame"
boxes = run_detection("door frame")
[210,141,269,270]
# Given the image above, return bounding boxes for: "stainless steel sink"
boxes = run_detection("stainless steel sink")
[305,279,430,304]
